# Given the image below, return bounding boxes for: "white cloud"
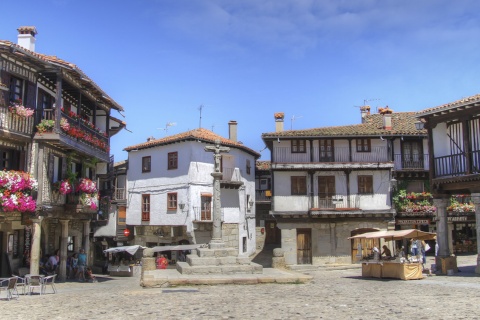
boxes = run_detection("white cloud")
[154,0,480,57]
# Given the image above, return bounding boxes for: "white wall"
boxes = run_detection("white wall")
[432,122,450,157]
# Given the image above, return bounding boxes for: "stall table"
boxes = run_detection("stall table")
[362,261,423,280]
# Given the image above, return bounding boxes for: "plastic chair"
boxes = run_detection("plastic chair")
[27,275,42,295]
[0,277,19,300]
[42,274,57,294]
[12,275,27,295]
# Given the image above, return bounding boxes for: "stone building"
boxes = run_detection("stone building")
[124,122,260,258]
[0,27,125,278]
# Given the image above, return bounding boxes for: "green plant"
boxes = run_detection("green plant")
[36,119,55,133]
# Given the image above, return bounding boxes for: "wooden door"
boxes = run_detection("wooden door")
[265,220,281,245]
[319,139,334,162]
[402,140,423,169]
[318,176,335,209]
[297,229,312,264]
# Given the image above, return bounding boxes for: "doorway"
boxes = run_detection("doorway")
[265,220,281,245]
[297,229,312,264]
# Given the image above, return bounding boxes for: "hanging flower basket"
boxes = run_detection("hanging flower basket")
[0,170,38,212]
[77,178,97,194]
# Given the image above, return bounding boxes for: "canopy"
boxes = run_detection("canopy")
[150,244,203,253]
[349,229,436,241]
[103,245,145,255]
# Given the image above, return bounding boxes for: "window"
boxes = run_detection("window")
[52,156,63,182]
[142,156,151,173]
[9,77,23,102]
[291,176,307,195]
[291,140,306,153]
[168,152,178,170]
[358,175,373,194]
[201,195,212,220]
[246,159,251,175]
[142,194,150,221]
[0,149,12,170]
[167,193,177,210]
[356,139,371,152]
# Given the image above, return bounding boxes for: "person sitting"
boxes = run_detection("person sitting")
[381,245,392,258]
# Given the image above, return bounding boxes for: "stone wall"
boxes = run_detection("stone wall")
[222,223,238,249]
[279,220,388,266]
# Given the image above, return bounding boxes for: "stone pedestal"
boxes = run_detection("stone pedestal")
[176,247,263,275]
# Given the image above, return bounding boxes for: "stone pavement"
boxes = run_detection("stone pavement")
[1,254,479,320]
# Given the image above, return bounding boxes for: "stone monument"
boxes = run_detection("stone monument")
[176,140,263,275]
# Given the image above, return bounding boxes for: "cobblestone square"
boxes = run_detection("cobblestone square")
[2,255,479,320]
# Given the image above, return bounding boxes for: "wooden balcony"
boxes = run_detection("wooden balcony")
[393,154,429,171]
[255,190,272,202]
[434,150,480,178]
[273,146,389,163]
[33,110,110,162]
[0,105,35,139]
[114,187,126,201]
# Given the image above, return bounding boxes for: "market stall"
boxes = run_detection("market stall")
[104,245,145,277]
[349,229,436,280]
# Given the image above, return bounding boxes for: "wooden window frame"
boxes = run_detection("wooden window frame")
[246,159,251,175]
[168,152,178,170]
[9,76,23,102]
[291,140,307,153]
[201,194,212,221]
[142,156,151,173]
[291,176,307,195]
[167,192,177,210]
[141,194,150,221]
[356,138,371,152]
[358,175,373,194]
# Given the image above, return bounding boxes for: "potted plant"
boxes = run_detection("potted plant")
[36,119,55,133]
[9,99,34,118]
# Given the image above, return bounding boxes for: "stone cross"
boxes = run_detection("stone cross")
[205,140,230,248]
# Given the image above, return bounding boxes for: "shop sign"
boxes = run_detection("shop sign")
[398,212,431,217]
[448,216,475,222]
[397,219,430,225]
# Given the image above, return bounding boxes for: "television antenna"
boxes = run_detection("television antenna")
[198,104,204,128]
[354,98,380,108]
[211,123,223,132]
[291,115,303,130]
[157,122,176,135]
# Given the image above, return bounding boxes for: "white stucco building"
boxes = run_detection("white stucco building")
[124,122,260,257]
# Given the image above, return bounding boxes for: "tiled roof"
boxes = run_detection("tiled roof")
[0,40,124,112]
[124,128,261,157]
[262,112,426,139]
[256,160,271,170]
[417,93,480,117]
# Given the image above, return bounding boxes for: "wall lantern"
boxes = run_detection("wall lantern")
[415,121,425,130]
[123,228,130,237]
[179,202,185,210]
[249,198,254,208]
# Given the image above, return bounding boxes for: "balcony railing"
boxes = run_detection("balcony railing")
[114,188,126,201]
[221,167,241,181]
[311,194,360,210]
[0,105,35,136]
[255,190,272,201]
[434,150,480,178]
[192,206,225,222]
[273,146,389,163]
[393,154,429,170]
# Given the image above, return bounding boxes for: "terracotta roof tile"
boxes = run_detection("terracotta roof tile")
[417,93,480,116]
[256,160,271,170]
[262,112,426,139]
[0,40,124,112]
[124,128,260,158]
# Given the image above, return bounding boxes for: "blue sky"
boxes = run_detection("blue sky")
[2,0,480,161]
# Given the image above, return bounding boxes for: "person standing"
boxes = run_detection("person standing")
[410,238,418,256]
[77,248,87,282]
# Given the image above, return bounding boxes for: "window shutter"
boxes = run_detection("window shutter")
[25,80,36,109]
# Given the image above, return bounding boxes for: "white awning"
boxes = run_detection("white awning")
[103,245,145,255]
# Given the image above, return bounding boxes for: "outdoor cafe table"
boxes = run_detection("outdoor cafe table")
[361,261,423,280]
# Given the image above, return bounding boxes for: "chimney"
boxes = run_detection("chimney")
[379,106,393,130]
[17,26,38,52]
[360,105,370,123]
[228,120,237,142]
[274,112,284,132]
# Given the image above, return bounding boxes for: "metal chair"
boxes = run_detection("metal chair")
[27,275,42,295]
[42,274,57,294]
[0,277,19,300]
